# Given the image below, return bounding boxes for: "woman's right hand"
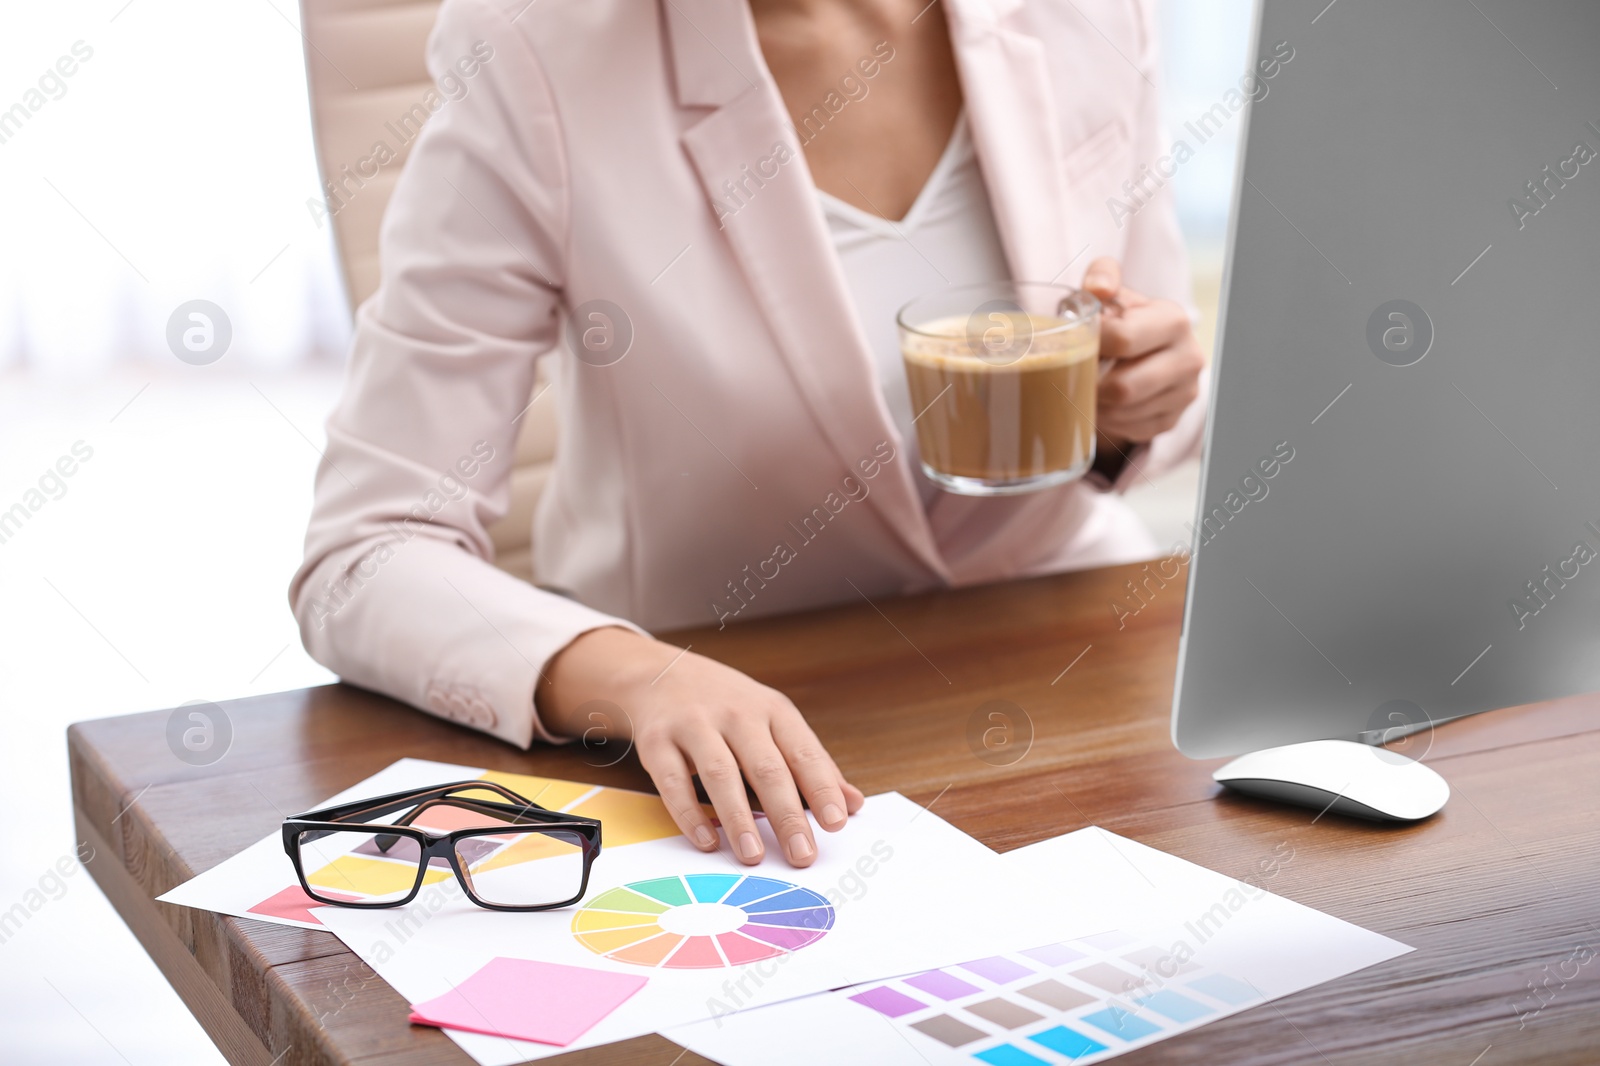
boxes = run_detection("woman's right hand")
[535,627,865,867]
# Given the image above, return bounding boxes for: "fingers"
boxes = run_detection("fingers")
[637,737,720,852]
[1099,355,1200,443]
[772,714,852,833]
[1099,298,1190,362]
[729,723,817,867]
[1082,257,1122,304]
[1099,380,1196,442]
[1095,298,1202,447]
[629,649,863,867]
[1099,337,1203,411]
[1101,409,1185,445]
[1107,373,1200,423]
[1100,375,1196,435]
[685,735,769,865]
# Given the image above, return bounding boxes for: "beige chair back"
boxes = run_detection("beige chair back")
[299,0,553,584]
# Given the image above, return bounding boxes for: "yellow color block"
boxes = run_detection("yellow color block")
[575,924,662,954]
[467,831,578,875]
[566,789,684,848]
[478,769,713,849]
[478,770,594,811]
[571,908,661,933]
[608,931,683,965]
[306,856,448,897]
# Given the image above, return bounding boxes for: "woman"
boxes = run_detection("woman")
[291,0,1205,869]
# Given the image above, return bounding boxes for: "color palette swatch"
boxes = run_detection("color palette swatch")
[573,875,834,969]
[845,929,1263,1064]
[246,884,358,924]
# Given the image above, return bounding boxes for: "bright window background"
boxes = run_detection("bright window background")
[1161,0,1259,254]
[0,0,349,374]
[0,2,1252,1062]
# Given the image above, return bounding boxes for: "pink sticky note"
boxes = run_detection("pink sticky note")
[408,958,648,1047]
[247,885,358,925]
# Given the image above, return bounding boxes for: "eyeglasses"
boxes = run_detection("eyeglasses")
[282,779,602,911]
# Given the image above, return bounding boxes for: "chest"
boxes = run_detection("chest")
[751,6,965,220]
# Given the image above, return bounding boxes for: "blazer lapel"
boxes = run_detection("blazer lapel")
[665,0,952,583]
[943,0,1080,286]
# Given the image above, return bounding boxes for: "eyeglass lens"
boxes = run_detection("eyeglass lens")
[296,801,586,908]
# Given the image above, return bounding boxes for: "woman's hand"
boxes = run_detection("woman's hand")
[1082,257,1205,450]
[536,627,865,867]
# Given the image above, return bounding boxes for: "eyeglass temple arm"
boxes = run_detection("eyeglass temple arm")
[365,795,584,855]
[290,779,542,826]
[390,795,574,830]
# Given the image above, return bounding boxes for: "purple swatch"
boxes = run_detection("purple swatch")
[959,956,1036,985]
[849,985,927,1018]
[740,923,826,950]
[741,906,835,930]
[1021,943,1087,968]
[904,969,983,1001]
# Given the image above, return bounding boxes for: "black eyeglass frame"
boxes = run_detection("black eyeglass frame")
[282,779,602,912]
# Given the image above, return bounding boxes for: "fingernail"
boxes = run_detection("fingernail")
[789,833,814,861]
[738,832,762,861]
[693,825,716,849]
[822,804,846,826]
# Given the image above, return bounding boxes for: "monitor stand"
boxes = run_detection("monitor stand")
[1210,739,1449,823]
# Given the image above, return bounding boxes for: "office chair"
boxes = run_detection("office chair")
[298,0,554,584]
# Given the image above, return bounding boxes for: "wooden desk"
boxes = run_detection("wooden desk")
[68,560,1600,1065]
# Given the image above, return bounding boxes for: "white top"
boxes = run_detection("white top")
[817,112,1012,506]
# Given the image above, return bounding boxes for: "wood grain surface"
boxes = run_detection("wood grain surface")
[67,559,1600,1065]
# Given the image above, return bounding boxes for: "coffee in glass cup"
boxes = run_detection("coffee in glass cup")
[897,281,1102,495]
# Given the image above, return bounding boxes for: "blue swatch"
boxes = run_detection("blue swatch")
[973,1044,1053,1066]
[685,873,740,903]
[1081,1006,1163,1041]
[720,876,794,908]
[740,888,826,913]
[1135,989,1212,1023]
[1029,1025,1110,1059]
[1187,973,1257,1006]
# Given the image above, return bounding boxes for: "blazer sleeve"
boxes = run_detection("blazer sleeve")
[1093,0,1207,494]
[289,0,642,748]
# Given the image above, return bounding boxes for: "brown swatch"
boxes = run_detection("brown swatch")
[909,1014,990,1048]
[964,997,1044,1029]
[1069,962,1144,996]
[1017,978,1096,1011]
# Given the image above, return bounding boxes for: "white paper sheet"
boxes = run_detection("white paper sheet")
[666,827,1412,1066]
[159,759,496,929]
[160,759,1113,1064]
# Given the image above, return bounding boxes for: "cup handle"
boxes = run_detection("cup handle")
[1088,294,1121,382]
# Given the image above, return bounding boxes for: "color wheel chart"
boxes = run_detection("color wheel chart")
[573,875,834,969]
[845,929,1264,1064]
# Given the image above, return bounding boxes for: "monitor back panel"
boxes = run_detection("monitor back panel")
[1173,0,1600,757]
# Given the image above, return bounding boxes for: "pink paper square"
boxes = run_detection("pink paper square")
[247,885,357,925]
[408,957,648,1047]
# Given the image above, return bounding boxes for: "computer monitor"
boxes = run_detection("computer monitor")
[1171,0,1600,781]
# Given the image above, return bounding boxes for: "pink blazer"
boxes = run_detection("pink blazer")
[291,0,1206,747]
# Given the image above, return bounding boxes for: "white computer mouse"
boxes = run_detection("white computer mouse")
[1211,739,1449,822]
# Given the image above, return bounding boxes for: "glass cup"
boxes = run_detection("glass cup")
[897,281,1102,496]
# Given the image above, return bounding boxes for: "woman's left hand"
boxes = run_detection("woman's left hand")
[1082,256,1205,449]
